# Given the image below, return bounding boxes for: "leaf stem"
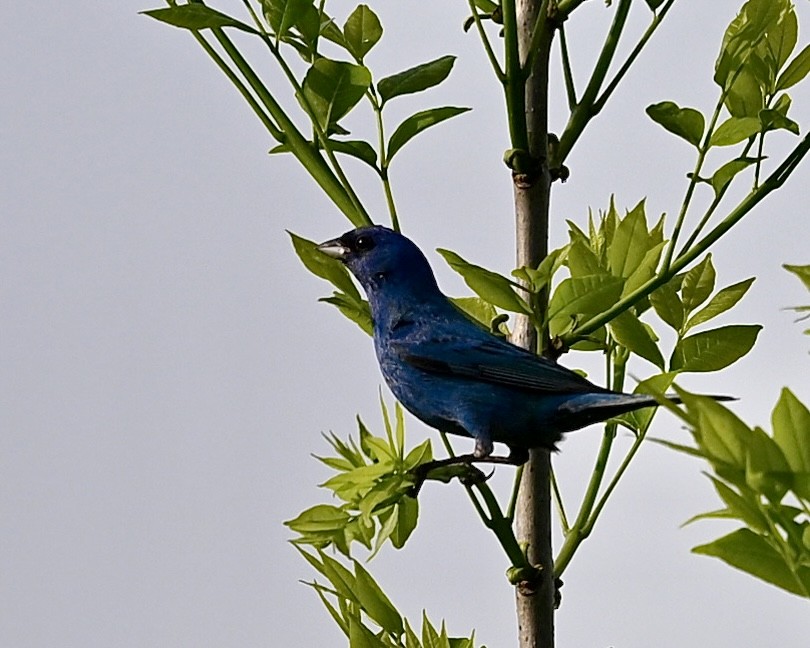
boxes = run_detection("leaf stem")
[663,92,725,271]
[592,0,676,115]
[554,354,626,577]
[185,28,283,140]
[438,435,531,571]
[554,0,631,165]
[550,467,569,533]
[466,0,506,81]
[368,91,400,230]
[242,2,370,225]
[192,14,371,225]
[558,24,577,110]
[502,0,530,152]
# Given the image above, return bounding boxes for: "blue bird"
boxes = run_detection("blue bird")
[317,226,720,472]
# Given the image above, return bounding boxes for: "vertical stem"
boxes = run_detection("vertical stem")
[512,1,554,647]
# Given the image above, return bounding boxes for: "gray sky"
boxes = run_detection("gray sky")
[2,1,809,646]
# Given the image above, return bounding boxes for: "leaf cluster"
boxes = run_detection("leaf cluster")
[647,0,806,195]
[144,1,471,228]
[298,548,482,647]
[660,388,810,599]
[285,398,427,557]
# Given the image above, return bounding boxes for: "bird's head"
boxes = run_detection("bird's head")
[317,225,440,303]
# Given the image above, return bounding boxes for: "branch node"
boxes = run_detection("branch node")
[507,564,544,593]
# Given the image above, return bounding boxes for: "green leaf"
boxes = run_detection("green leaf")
[348,617,387,648]
[378,55,456,104]
[772,388,810,476]
[777,43,810,90]
[609,311,665,369]
[272,138,378,168]
[566,240,604,277]
[693,528,810,597]
[759,109,800,135]
[353,560,403,634]
[650,282,685,331]
[745,426,791,500]
[513,245,568,293]
[627,372,677,430]
[450,297,501,331]
[437,249,529,313]
[646,101,705,147]
[681,254,716,314]
[624,242,666,297]
[319,293,373,335]
[329,139,378,167]
[685,278,755,331]
[784,264,810,290]
[285,504,350,533]
[473,0,498,11]
[607,200,652,279]
[301,58,371,130]
[422,612,441,648]
[390,496,418,548]
[670,324,762,372]
[767,3,798,69]
[644,0,666,10]
[344,4,383,61]
[288,232,360,299]
[269,0,311,43]
[709,116,761,147]
[404,439,432,469]
[710,158,761,196]
[707,476,769,532]
[387,107,471,162]
[548,275,624,333]
[297,551,357,606]
[692,396,751,471]
[142,5,258,33]
[726,69,764,118]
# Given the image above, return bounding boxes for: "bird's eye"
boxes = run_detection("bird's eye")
[354,235,375,252]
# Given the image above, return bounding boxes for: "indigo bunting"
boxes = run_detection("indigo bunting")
[318,226,722,467]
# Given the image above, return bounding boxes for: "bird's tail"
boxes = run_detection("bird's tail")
[561,392,735,428]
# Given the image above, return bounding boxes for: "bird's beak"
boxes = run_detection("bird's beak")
[316,237,350,261]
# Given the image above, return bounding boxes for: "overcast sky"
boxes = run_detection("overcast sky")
[2,1,809,647]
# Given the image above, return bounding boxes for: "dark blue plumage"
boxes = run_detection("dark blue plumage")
[317,226,682,463]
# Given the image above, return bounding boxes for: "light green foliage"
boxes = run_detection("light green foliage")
[437,249,531,315]
[646,101,705,148]
[301,58,372,131]
[143,4,257,32]
[299,547,480,647]
[387,107,472,162]
[289,232,373,334]
[344,4,383,62]
[144,1,470,227]
[661,389,810,599]
[285,398,427,557]
[648,0,807,231]
[378,56,457,104]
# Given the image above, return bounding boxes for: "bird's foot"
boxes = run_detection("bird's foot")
[408,454,484,496]
[407,447,529,496]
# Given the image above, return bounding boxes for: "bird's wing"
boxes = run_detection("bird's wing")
[392,335,603,395]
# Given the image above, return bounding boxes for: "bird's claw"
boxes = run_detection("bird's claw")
[407,456,490,497]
